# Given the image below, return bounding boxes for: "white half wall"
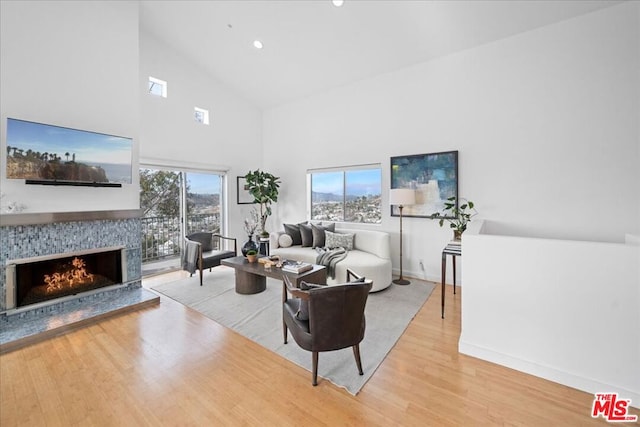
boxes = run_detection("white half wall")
[0,0,140,213]
[460,221,640,405]
[263,2,640,283]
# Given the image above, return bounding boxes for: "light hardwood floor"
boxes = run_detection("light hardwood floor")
[1,271,633,426]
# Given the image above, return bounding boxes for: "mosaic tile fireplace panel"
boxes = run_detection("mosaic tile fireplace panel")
[1,217,141,313]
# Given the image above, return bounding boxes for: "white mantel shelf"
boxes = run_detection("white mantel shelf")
[0,209,141,227]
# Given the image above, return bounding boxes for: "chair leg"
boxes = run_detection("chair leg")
[199,268,203,286]
[312,351,319,386]
[353,344,364,375]
[283,321,288,344]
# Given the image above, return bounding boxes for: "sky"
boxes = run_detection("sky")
[188,172,220,194]
[7,118,132,165]
[312,169,381,196]
[187,169,382,197]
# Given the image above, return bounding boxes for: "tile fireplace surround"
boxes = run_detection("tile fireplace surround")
[0,210,159,351]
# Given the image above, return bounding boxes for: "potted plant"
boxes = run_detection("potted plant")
[246,249,258,263]
[245,169,281,237]
[431,196,478,240]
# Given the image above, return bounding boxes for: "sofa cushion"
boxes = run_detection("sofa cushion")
[311,223,335,248]
[278,233,293,248]
[273,245,317,264]
[325,230,354,250]
[284,223,302,246]
[299,223,313,247]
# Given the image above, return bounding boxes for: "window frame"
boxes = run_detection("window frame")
[308,163,382,224]
[148,76,168,98]
[194,107,210,125]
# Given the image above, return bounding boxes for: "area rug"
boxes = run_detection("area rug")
[151,267,435,395]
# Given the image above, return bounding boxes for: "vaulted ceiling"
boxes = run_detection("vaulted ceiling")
[139,0,621,110]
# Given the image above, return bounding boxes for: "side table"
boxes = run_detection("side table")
[441,242,461,319]
[259,238,270,256]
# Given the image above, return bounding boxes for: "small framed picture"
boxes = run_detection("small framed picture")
[237,176,254,204]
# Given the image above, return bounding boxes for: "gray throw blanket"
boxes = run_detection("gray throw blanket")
[181,240,200,274]
[315,247,348,280]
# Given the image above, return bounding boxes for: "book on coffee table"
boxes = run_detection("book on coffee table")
[281,261,313,274]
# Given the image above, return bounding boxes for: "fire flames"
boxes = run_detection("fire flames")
[44,257,94,293]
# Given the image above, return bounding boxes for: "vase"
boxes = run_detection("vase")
[453,230,463,241]
[242,235,259,256]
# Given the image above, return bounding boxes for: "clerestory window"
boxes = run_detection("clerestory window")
[148,76,167,98]
[194,107,209,125]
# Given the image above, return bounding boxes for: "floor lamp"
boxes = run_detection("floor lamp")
[390,188,415,285]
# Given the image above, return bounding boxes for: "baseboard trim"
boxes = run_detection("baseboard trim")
[392,268,447,285]
[458,339,640,409]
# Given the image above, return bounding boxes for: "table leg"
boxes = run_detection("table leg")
[235,269,266,294]
[453,255,456,295]
[441,253,446,319]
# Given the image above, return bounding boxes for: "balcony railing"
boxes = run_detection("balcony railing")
[141,214,220,263]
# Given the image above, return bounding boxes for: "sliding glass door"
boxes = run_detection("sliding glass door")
[184,172,222,235]
[140,167,224,276]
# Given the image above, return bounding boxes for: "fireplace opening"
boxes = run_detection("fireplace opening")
[13,249,123,308]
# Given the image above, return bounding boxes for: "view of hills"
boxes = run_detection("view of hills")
[188,193,220,214]
[312,191,378,202]
[7,155,109,182]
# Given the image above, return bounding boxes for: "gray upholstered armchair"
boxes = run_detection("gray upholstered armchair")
[182,232,237,286]
[282,269,373,386]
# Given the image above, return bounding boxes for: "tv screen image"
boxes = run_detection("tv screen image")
[6,118,133,185]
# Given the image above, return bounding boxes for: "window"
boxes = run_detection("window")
[309,165,381,223]
[148,76,167,98]
[194,107,209,125]
[139,167,224,276]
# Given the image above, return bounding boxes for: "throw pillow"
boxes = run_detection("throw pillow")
[296,281,326,321]
[299,223,313,247]
[324,230,354,250]
[278,233,293,248]
[283,223,302,246]
[300,281,326,290]
[311,223,336,248]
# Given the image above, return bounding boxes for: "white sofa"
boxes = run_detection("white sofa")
[269,228,392,292]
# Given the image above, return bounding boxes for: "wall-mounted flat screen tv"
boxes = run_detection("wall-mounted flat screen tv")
[6,118,133,187]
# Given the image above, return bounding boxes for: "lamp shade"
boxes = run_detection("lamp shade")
[389,188,415,206]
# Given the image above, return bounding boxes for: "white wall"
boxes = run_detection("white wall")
[460,222,640,404]
[263,2,640,283]
[0,0,140,213]
[139,30,263,239]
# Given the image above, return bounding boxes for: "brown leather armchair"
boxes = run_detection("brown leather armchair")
[282,269,373,386]
[182,232,237,286]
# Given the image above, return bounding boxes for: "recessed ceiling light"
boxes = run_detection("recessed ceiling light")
[253,40,263,49]
[332,0,344,7]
